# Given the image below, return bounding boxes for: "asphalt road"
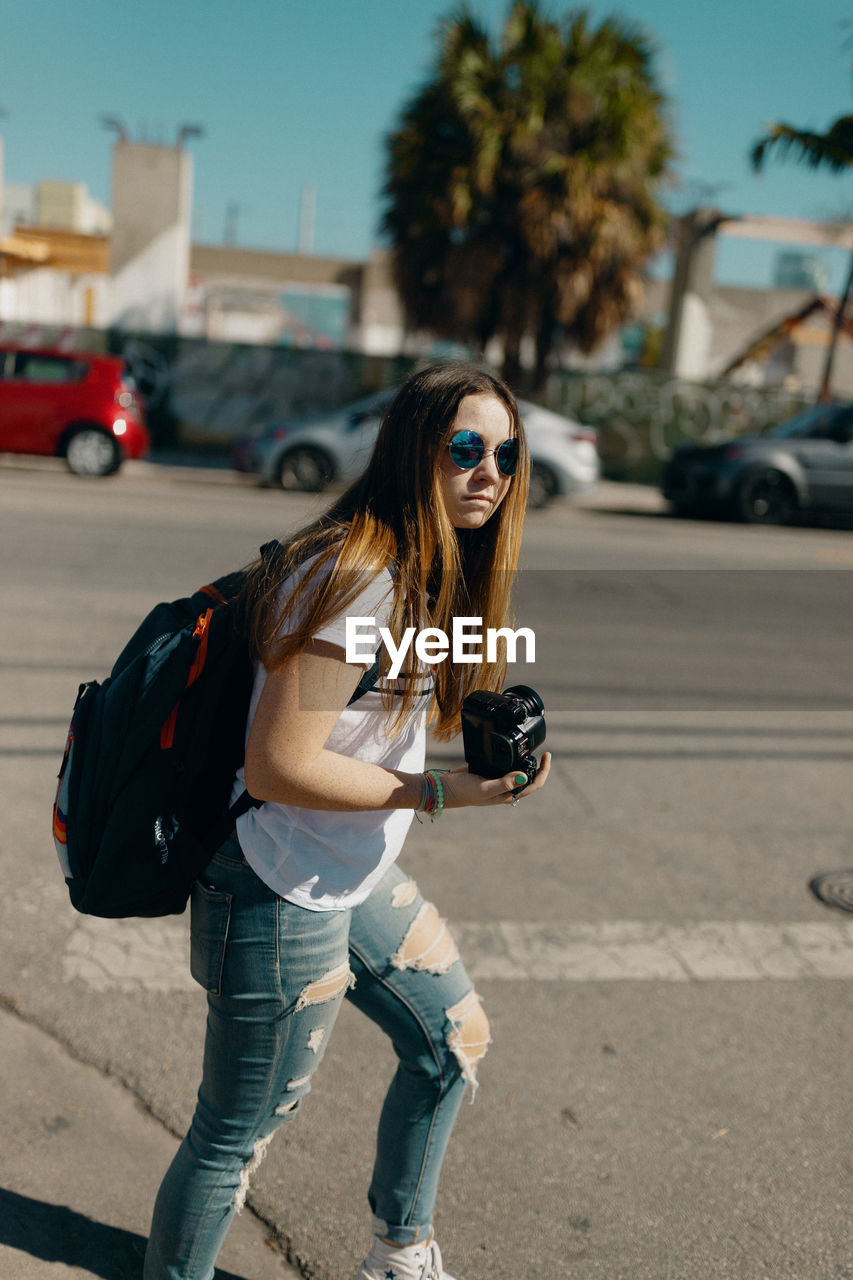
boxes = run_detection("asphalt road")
[1,460,851,1280]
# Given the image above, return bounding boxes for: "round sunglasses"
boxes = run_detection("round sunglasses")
[446,429,519,477]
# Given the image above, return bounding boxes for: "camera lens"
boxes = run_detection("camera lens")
[503,685,544,718]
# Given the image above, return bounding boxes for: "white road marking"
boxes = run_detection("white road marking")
[61,915,853,992]
[455,920,853,982]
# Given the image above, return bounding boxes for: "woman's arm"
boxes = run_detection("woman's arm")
[243,640,551,812]
[243,641,420,811]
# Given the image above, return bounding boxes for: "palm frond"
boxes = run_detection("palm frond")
[751,117,853,173]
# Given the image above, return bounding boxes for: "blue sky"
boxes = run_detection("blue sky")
[1,0,852,289]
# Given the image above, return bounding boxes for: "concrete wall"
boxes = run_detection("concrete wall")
[35,180,112,235]
[187,246,432,355]
[0,268,109,328]
[547,366,810,481]
[0,319,811,483]
[0,321,418,448]
[108,143,192,332]
[354,250,407,354]
[640,277,853,396]
[188,244,364,348]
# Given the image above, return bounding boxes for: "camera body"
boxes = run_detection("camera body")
[461,684,546,788]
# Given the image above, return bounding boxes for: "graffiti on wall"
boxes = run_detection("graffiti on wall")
[0,322,416,448]
[117,338,417,447]
[548,369,811,477]
[0,320,812,469]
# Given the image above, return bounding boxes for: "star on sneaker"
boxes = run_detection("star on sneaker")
[355,1236,456,1280]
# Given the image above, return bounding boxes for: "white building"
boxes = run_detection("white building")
[2,138,852,396]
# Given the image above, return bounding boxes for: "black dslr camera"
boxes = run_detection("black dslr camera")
[461,685,546,791]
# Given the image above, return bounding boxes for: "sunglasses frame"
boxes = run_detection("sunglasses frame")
[446,429,519,477]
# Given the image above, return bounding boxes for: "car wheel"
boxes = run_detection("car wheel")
[527,462,558,509]
[277,446,334,493]
[65,427,122,477]
[737,469,798,525]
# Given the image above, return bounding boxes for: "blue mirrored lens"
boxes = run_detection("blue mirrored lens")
[448,430,483,469]
[496,438,519,476]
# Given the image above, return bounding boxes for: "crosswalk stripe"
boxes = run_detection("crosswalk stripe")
[454,920,853,982]
[61,916,853,991]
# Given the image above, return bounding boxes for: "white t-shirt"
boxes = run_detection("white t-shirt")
[233,557,433,911]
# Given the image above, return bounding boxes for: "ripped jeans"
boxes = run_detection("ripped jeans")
[143,834,490,1280]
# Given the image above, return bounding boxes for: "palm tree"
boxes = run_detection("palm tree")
[381,1,673,389]
[752,116,853,400]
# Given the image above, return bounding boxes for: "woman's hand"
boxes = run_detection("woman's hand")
[244,639,552,816]
[439,752,552,809]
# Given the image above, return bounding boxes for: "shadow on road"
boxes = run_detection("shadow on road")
[0,1188,251,1280]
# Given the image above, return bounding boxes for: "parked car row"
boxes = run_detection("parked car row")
[232,388,601,508]
[0,346,149,475]
[13,341,850,528]
[1,347,599,507]
[661,402,853,524]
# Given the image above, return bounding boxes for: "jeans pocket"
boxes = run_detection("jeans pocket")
[190,881,233,995]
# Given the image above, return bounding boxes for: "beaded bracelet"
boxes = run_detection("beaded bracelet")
[414,769,445,823]
[428,770,445,819]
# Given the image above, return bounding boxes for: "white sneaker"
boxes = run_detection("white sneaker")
[355,1235,456,1280]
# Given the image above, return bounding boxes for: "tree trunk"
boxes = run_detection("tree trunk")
[532,310,557,394]
[818,242,853,402]
[501,332,523,388]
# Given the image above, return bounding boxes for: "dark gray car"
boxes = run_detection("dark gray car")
[662,402,853,524]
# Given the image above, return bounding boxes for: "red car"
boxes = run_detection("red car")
[0,346,150,475]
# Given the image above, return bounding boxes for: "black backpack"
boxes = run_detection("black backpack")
[52,545,379,918]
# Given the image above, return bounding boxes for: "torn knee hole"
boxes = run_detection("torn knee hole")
[232,1131,275,1214]
[391,901,459,975]
[285,1074,311,1092]
[391,878,418,908]
[274,1078,311,1115]
[446,989,491,1097]
[307,1027,326,1054]
[294,960,355,1011]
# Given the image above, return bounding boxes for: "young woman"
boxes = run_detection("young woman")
[144,363,552,1280]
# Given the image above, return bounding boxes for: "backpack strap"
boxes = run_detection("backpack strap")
[349,653,381,705]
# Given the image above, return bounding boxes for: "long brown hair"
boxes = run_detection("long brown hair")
[241,362,530,738]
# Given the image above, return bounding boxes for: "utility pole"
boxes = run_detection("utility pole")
[298,185,316,255]
[661,207,726,379]
[224,202,246,246]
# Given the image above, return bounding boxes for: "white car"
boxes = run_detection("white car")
[232,388,599,509]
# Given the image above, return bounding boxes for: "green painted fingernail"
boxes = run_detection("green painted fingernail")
[515,775,527,785]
